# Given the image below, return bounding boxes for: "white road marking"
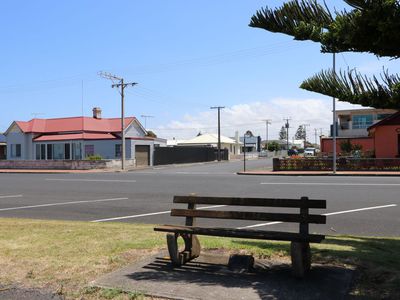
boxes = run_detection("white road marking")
[91,204,227,223]
[237,204,397,229]
[46,179,136,183]
[260,182,400,186]
[0,195,23,199]
[0,197,129,212]
[323,204,397,216]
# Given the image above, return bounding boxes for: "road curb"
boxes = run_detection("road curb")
[237,171,400,177]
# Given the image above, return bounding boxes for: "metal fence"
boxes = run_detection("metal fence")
[273,157,400,171]
[154,146,228,165]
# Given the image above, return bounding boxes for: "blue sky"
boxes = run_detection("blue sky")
[1,0,399,140]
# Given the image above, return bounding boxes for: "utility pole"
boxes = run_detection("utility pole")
[302,124,310,148]
[283,118,291,151]
[210,106,225,161]
[99,72,137,170]
[140,115,154,130]
[332,53,337,174]
[262,119,272,152]
[314,128,318,145]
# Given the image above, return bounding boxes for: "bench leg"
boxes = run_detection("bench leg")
[166,233,201,266]
[290,242,311,278]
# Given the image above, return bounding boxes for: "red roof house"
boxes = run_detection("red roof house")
[4,108,163,166]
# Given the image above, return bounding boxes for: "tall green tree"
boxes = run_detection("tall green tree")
[279,126,287,140]
[249,0,400,109]
[295,125,306,140]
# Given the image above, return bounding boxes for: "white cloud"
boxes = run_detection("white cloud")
[154,97,365,141]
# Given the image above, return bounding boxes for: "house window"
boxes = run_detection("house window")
[85,145,94,157]
[36,144,41,160]
[53,144,64,159]
[47,144,53,160]
[72,143,82,160]
[35,144,47,160]
[377,113,392,120]
[115,144,122,158]
[65,144,71,160]
[41,144,46,160]
[11,144,21,158]
[352,115,373,129]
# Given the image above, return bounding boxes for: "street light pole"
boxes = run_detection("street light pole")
[332,53,337,174]
[243,134,247,172]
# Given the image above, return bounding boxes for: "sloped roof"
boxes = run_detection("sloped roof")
[178,133,240,145]
[33,133,117,142]
[14,117,135,134]
[368,111,400,130]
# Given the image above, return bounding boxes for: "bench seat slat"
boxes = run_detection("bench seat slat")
[174,196,326,209]
[154,225,325,243]
[171,209,326,224]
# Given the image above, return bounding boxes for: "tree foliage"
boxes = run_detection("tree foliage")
[250,0,400,108]
[267,141,281,151]
[279,126,287,140]
[146,130,157,138]
[295,125,306,140]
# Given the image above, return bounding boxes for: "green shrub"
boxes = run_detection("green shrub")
[86,154,103,160]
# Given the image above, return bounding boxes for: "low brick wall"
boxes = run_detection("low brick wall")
[0,159,135,170]
[273,157,400,171]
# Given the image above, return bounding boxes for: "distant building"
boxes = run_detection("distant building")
[321,109,400,158]
[335,108,396,137]
[177,133,242,155]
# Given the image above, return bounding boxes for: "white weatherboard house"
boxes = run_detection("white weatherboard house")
[4,108,164,166]
[177,133,242,155]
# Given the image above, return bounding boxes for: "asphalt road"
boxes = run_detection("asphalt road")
[0,158,399,237]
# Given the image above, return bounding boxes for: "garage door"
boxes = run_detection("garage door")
[136,145,150,166]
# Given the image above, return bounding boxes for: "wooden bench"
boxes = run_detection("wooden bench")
[154,195,326,277]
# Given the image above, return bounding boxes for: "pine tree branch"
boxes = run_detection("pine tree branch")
[249,0,333,42]
[250,0,400,57]
[300,69,400,109]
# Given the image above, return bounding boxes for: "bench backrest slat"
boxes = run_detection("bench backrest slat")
[173,196,326,209]
[171,209,326,224]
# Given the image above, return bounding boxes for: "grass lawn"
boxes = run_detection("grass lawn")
[0,218,399,299]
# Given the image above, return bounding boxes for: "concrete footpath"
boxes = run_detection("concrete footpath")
[0,169,109,174]
[92,253,354,300]
[238,170,400,176]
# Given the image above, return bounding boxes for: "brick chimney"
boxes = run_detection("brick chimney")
[92,107,102,119]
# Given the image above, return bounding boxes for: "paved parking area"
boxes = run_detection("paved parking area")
[0,159,399,236]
